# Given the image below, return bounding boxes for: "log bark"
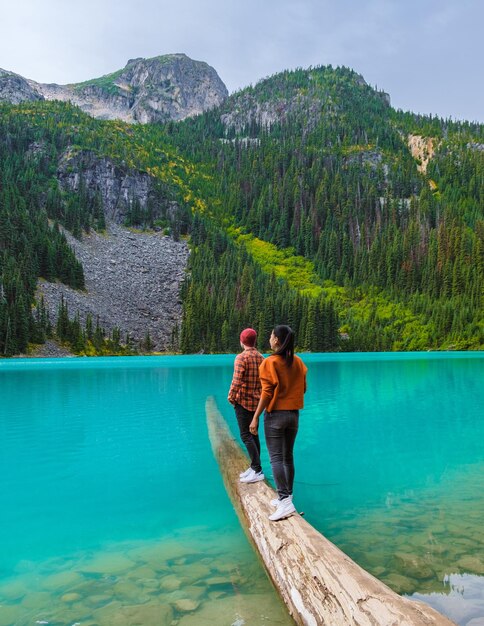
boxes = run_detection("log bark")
[206,397,455,626]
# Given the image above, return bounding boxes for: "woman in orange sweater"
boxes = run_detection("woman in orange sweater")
[249,325,307,521]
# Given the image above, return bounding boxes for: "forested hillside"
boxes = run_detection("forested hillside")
[0,64,482,356]
[0,114,85,355]
[0,103,187,355]
[167,66,484,351]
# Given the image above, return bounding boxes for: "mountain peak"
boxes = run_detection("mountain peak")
[0,68,44,104]
[0,54,228,124]
[219,64,391,135]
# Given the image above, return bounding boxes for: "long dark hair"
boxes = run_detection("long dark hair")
[273,325,295,366]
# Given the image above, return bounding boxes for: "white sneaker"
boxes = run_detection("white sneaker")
[269,497,296,521]
[239,467,252,478]
[240,469,265,483]
[270,495,293,507]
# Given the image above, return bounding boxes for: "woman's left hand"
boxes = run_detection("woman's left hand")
[249,418,259,435]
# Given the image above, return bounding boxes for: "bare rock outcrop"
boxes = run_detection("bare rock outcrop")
[57,149,164,224]
[0,68,44,104]
[408,134,437,174]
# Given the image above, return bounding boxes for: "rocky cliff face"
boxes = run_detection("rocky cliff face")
[0,68,44,104]
[407,134,437,174]
[1,54,228,123]
[57,149,161,224]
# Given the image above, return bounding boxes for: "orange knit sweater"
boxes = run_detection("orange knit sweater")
[259,354,307,412]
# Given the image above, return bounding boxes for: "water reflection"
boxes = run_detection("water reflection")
[412,573,484,626]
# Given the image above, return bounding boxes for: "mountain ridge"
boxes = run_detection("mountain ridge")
[0,54,228,123]
[219,65,391,134]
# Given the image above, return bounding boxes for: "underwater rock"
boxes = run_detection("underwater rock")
[159,574,183,591]
[163,585,206,606]
[138,577,160,589]
[205,575,233,586]
[358,549,390,571]
[384,573,418,595]
[61,591,82,602]
[208,590,227,600]
[84,593,113,607]
[0,604,25,626]
[32,606,87,626]
[79,552,136,575]
[173,598,201,612]
[0,579,29,600]
[215,561,242,574]
[394,552,435,580]
[171,561,212,584]
[176,593,289,626]
[112,580,152,603]
[105,601,174,626]
[91,599,124,624]
[20,590,53,609]
[128,565,158,579]
[41,570,83,591]
[456,555,484,574]
[370,566,387,578]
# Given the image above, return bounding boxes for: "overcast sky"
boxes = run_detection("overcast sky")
[1,0,482,122]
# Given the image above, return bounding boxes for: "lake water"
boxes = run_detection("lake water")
[0,352,483,626]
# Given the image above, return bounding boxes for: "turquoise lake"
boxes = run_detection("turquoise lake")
[0,352,483,626]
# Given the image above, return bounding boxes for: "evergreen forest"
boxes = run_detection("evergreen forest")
[0,64,482,356]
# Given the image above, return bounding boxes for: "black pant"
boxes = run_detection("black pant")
[234,404,262,474]
[264,410,299,499]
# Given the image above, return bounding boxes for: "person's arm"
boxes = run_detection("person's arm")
[228,355,245,405]
[249,361,276,434]
[249,395,271,434]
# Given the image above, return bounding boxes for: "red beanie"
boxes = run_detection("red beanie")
[240,328,257,347]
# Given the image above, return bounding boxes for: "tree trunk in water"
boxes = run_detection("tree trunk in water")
[206,397,454,626]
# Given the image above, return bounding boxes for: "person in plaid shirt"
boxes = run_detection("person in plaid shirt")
[228,328,265,483]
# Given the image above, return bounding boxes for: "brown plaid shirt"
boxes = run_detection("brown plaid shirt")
[228,348,264,411]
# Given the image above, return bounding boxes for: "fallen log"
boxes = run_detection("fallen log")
[206,396,454,626]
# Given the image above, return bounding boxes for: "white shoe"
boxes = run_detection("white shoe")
[270,495,293,507]
[239,467,252,478]
[269,497,296,521]
[240,469,265,483]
